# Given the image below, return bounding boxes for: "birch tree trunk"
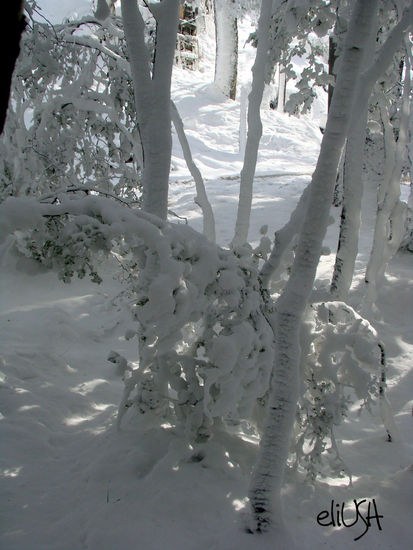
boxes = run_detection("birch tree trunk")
[214,0,238,100]
[170,101,216,242]
[276,66,286,113]
[330,98,370,299]
[232,0,273,247]
[121,0,179,220]
[364,59,411,308]
[329,8,376,299]
[330,4,413,300]
[248,0,379,532]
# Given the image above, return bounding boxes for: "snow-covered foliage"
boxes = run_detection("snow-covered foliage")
[4,185,392,476]
[1,0,412,541]
[293,302,383,481]
[119,234,275,440]
[0,2,142,203]
[262,0,338,115]
[0,194,274,443]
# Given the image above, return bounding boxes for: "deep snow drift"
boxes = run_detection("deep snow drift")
[1,12,412,550]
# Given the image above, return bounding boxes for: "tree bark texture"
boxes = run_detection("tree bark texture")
[232,0,273,247]
[330,3,413,299]
[248,0,379,532]
[214,0,238,100]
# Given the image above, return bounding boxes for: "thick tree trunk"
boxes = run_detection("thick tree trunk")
[248,0,379,532]
[121,0,179,220]
[214,0,238,100]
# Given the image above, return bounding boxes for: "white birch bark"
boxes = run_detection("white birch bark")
[248,0,379,531]
[329,9,376,299]
[276,66,286,113]
[364,59,411,308]
[170,101,216,242]
[239,85,248,155]
[330,4,413,299]
[121,0,179,220]
[330,101,369,299]
[214,0,238,100]
[232,0,274,248]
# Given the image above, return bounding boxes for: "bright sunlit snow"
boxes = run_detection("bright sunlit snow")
[1,4,412,550]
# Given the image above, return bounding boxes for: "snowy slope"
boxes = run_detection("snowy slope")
[1,13,412,550]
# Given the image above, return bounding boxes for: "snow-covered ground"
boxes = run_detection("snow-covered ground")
[1,12,412,550]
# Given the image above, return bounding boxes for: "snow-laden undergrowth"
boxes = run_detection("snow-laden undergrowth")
[1,8,412,550]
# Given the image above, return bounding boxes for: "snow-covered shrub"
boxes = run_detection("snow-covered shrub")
[13,212,110,283]
[0,4,142,203]
[291,301,383,481]
[118,231,275,441]
[5,193,391,463]
[0,195,275,442]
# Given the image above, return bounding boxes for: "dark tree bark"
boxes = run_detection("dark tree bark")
[328,36,337,111]
[1,1,26,134]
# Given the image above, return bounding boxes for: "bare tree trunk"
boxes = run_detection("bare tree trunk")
[121,0,179,220]
[276,66,286,113]
[330,4,413,300]
[364,60,411,309]
[327,36,336,112]
[214,0,238,100]
[248,0,379,532]
[170,101,216,242]
[232,0,273,247]
[330,100,369,299]
[94,0,111,20]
